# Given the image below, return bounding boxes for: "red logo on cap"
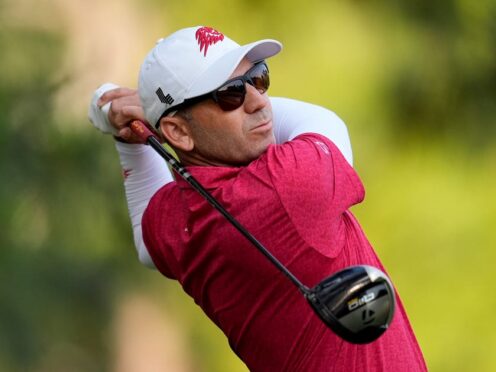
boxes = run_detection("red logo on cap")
[195,27,224,57]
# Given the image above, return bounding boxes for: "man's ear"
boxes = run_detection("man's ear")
[158,115,194,151]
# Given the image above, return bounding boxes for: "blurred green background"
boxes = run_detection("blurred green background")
[1,0,495,371]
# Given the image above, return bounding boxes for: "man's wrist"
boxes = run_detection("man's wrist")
[88,83,121,136]
[113,135,130,143]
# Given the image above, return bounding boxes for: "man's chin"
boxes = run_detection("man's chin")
[251,134,276,160]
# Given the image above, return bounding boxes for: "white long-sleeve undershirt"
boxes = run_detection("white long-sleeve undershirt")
[115,141,173,267]
[115,97,353,269]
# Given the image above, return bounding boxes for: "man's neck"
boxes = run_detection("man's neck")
[177,150,248,168]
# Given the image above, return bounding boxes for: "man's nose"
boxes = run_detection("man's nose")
[243,83,268,113]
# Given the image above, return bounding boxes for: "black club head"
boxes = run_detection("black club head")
[306,265,396,344]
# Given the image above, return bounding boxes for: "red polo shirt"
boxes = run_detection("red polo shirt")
[142,133,427,371]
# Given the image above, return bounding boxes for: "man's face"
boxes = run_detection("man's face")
[181,58,275,166]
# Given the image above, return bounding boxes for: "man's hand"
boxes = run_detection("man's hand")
[98,87,149,143]
[89,83,154,144]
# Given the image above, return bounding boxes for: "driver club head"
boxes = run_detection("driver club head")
[305,265,396,344]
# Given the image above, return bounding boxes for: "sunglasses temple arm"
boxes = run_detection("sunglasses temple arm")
[129,120,310,294]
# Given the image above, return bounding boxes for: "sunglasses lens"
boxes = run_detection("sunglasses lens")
[216,80,246,111]
[249,63,270,93]
[214,62,270,111]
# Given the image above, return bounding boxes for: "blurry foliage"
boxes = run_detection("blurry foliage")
[1,0,496,371]
[383,0,496,147]
[0,19,144,372]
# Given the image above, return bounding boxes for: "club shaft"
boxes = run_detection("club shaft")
[145,136,309,292]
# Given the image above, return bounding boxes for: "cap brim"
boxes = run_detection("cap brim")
[187,39,282,98]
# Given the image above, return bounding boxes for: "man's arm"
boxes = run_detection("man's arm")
[271,97,353,166]
[114,142,172,267]
[89,84,173,268]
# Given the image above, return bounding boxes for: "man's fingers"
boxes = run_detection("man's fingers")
[118,127,132,140]
[109,104,147,129]
[121,105,146,123]
[98,87,136,107]
[117,126,148,144]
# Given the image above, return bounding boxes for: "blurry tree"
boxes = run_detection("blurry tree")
[382,0,496,147]
[0,12,142,372]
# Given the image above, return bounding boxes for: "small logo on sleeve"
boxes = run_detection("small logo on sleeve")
[314,141,330,155]
[195,27,224,57]
[123,168,132,179]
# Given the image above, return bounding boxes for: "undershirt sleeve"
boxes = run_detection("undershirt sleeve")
[115,141,174,268]
[270,97,353,166]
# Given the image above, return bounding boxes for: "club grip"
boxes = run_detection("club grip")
[130,120,156,142]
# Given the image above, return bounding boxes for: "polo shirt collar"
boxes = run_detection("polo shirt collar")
[175,165,241,190]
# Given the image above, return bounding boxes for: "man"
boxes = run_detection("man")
[89,26,426,371]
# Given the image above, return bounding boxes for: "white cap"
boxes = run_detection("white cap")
[138,26,282,126]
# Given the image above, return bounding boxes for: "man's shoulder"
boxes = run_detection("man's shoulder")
[269,132,339,156]
[257,131,364,212]
[257,133,342,172]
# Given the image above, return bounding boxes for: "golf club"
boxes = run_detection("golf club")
[129,120,396,344]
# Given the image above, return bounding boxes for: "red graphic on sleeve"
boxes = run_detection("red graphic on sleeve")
[195,27,224,57]
[123,168,132,179]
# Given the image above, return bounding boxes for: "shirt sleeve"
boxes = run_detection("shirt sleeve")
[270,97,353,166]
[266,133,364,258]
[115,141,174,269]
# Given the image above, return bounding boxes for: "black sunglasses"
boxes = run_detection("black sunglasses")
[156,61,270,128]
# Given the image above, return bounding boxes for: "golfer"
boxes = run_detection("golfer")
[89,26,427,371]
